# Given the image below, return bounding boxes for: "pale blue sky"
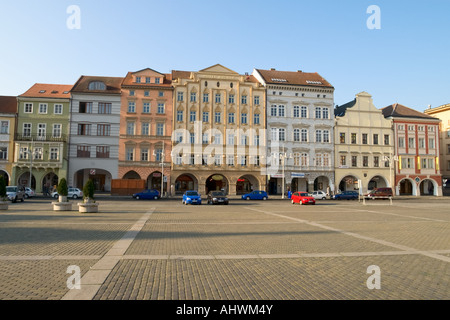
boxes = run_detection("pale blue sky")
[0,0,449,111]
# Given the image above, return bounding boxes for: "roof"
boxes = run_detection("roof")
[381,103,438,121]
[19,83,72,99]
[254,68,333,88]
[334,99,356,117]
[71,76,124,94]
[171,70,193,80]
[121,69,172,88]
[171,67,260,83]
[0,96,17,113]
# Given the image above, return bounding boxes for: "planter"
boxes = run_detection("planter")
[78,202,98,213]
[0,201,8,210]
[59,195,68,203]
[52,201,72,211]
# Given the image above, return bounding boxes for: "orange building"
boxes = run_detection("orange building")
[118,68,173,195]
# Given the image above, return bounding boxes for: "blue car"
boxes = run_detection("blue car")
[242,190,268,200]
[182,190,202,205]
[333,190,359,200]
[132,189,161,200]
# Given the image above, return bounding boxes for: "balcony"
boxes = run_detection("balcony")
[15,133,67,142]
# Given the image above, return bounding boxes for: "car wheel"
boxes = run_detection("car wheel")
[154,196,158,200]
[54,194,58,199]
[24,194,29,199]
[322,197,326,200]
[13,196,17,203]
[21,197,24,202]
[136,196,140,200]
[262,197,267,200]
[181,200,184,204]
[291,199,295,204]
[73,194,78,199]
[246,197,250,200]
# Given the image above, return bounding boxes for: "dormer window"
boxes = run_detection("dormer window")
[88,81,106,90]
[155,78,160,84]
[136,77,141,83]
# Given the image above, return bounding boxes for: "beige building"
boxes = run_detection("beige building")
[424,103,450,195]
[170,64,266,196]
[0,96,17,185]
[334,92,394,194]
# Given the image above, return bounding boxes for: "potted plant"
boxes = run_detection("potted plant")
[0,176,8,210]
[52,178,72,211]
[78,179,98,213]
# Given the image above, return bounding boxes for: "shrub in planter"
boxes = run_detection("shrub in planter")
[57,178,68,202]
[83,179,95,203]
[0,176,9,210]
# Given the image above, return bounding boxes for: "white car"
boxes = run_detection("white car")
[51,187,83,199]
[311,190,328,200]
[24,187,35,198]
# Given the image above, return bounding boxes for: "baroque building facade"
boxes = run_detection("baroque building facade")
[0,96,17,185]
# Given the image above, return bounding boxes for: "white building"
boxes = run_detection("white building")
[252,68,335,196]
[68,76,123,192]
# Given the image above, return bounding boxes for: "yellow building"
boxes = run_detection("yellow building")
[334,92,394,194]
[424,103,450,195]
[170,64,267,196]
[0,96,17,185]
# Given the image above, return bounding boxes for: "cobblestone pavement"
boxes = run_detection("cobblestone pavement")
[0,197,448,300]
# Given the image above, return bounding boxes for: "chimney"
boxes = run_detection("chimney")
[270,68,276,71]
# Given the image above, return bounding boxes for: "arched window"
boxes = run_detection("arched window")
[88,81,106,90]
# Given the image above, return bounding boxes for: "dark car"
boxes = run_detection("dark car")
[242,190,268,200]
[207,191,229,205]
[333,190,359,200]
[364,187,393,200]
[132,189,161,200]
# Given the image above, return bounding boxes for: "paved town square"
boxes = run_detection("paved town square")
[0,196,448,301]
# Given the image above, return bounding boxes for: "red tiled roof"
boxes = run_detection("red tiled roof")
[254,69,333,88]
[0,96,17,113]
[19,83,73,99]
[71,76,124,94]
[382,103,438,120]
[121,70,172,88]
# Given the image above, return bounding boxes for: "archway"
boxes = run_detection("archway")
[368,175,388,191]
[399,178,414,195]
[174,174,197,195]
[236,175,259,195]
[123,170,141,180]
[419,179,437,196]
[18,172,36,189]
[206,174,228,194]
[339,175,358,192]
[291,177,308,193]
[0,170,9,186]
[314,176,330,193]
[75,169,112,192]
[42,172,59,195]
[147,171,166,192]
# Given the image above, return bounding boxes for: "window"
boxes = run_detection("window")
[351,155,357,167]
[96,146,110,158]
[141,148,149,161]
[23,123,31,137]
[52,124,62,138]
[141,123,149,136]
[408,125,415,131]
[278,105,285,117]
[177,92,184,101]
[190,132,195,144]
[240,135,248,146]
[315,154,323,167]
[202,112,209,123]
[373,134,379,145]
[398,137,405,148]
[158,91,164,97]
[202,132,209,144]
[401,157,415,169]
[157,103,165,114]
[293,153,300,166]
[398,124,404,131]
[190,92,197,102]
[51,148,60,160]
[96,124,110,136]
[213,133,222,145]
[0,147,7,160]
[301,153,308,167]
[176,110,183,122]
[215,93,221,103]
[227,133,235,145]
[293,106,300,118]
[241,95,247,104]
[190,111,196,122]
[227,155,234,166]
[374,156,379,167]
[418,138,425,149]
[278,128,285,141]
[316,130,322,143]
[340,155,346,166]
[126,147,134,161]
[175,132,183,143]
[144,91,150,97]
[384,134,390,145]
[241,113,248,124]
[351,133,357,144]
[203,93,209,103]
[253,113,260,125]
[363,156,369,167]
[143,102,150,114]
[88,81,106,91]
[323,130,330,143]
[129,90,135,96]
[135,77,141,83]
[301,129,308,142]
[362,134,368,145]
[240,155,247,166]
[79,102,93,113]
[0,121,9,134]
[228,94,235,104]
[408,137,415,148]
[128,102,136,113]
[340,132,346,144]
[448,144,450,154]
[322,108,329,119]
[301,106,307,118]
[77,145,90,158]
[429,138,435,149]
[24,103,33,113]
[155,78,160,84]
[54,104,63,114]
[315,107,321,119]
[228,112,235,124]
[254,135,260,146]
[270,105,277,117]
[98,102,112,114]
[215,154,222,166]
[37,124,46,140]
[428,126,435,132]
[215,112,221,123]
[156,123,164,136]
[126,122,135,135]
[293,129,300,142]
[254,96,260,105]
[19,147,29,160]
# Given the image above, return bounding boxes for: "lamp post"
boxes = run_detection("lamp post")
[154,143,165,198]
[382,152,398,190]
[275,152,292,199]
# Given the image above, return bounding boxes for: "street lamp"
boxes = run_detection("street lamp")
[382,153,398,190]
[20,138,42,190]
[274,152,292,199]
[154,143,165,198]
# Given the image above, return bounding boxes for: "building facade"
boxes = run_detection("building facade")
[13,84,72,193]
[119,68,173,195]
[382,103,442,196]
[253,68,335,196]
[334,92,394,194]
[171,64,266,196]
[424,103,450,195]
[0,96,17,185]
[69,76,123,192]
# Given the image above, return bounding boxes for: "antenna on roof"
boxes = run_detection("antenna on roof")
[428,104,431,109]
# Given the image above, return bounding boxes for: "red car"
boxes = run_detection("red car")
[291,192,316,205]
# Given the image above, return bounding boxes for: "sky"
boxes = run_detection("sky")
[0,0,449,111]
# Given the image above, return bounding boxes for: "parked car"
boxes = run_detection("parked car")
[182,190,202,205]
[291,192,316,205]
[242,190,268,200]
[207,191,229,205]
[51,187,83,199]
[132,189,161,200]
[6,186,25,203]
[24,187,35,198]
[364,187,393,200]
[311,190,327,200]
[333,190,359,200]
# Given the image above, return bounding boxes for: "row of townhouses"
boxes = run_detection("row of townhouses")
[0,64,448,197]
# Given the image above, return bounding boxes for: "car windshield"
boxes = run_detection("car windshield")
[300,193,309,196]
[211,192,224,196]
[6,187,16,192]
[186,191,198,196]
